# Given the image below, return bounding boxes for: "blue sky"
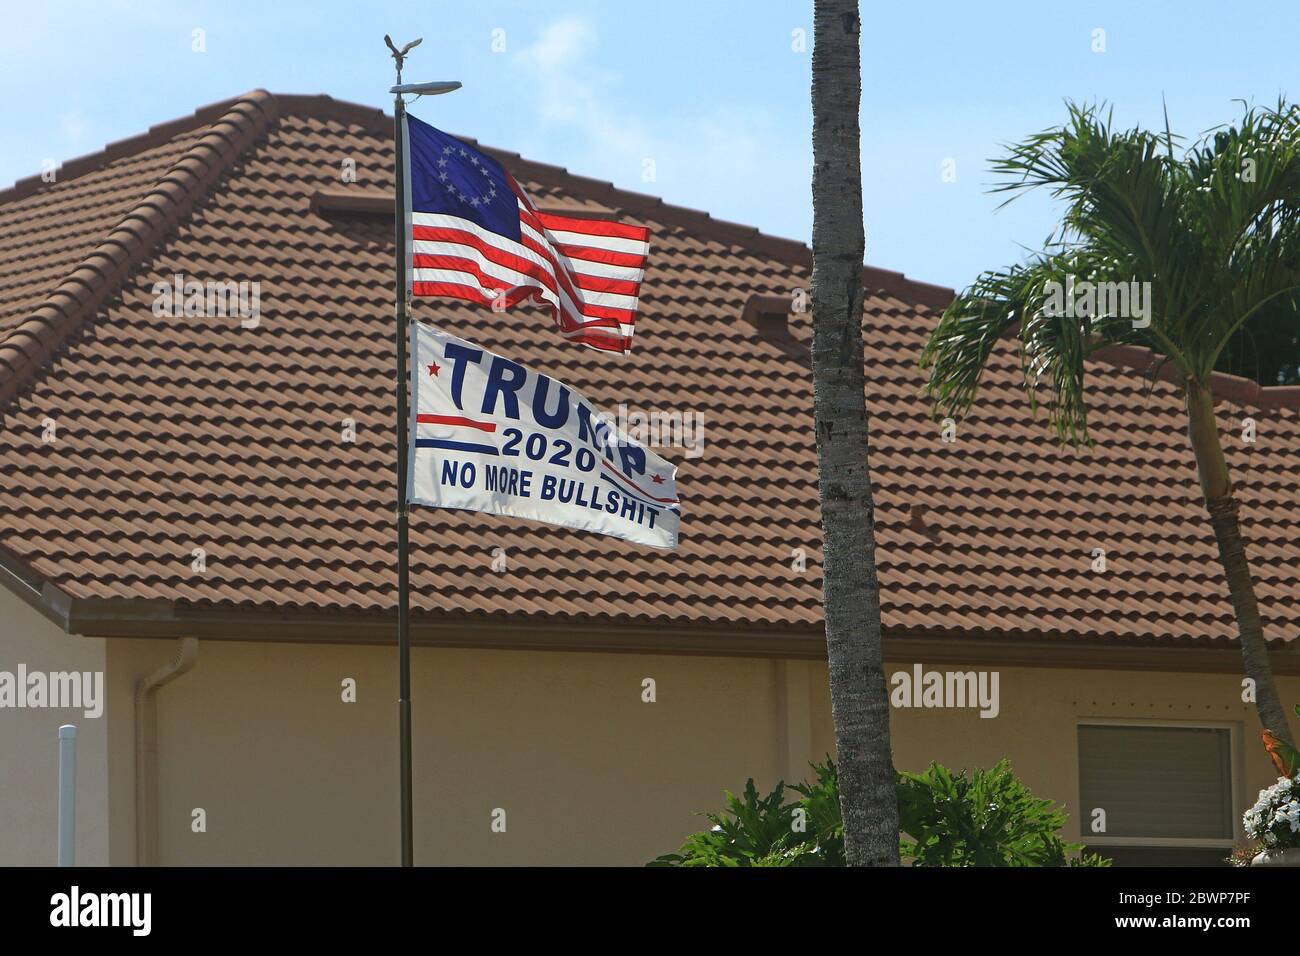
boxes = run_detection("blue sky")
[3,0,1296,290]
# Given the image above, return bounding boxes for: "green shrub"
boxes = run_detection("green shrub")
[650,758,1108,867]
[899,760,1107,866]
[648,761,844,867]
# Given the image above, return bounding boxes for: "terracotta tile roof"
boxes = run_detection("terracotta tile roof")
[0,90,1298,651]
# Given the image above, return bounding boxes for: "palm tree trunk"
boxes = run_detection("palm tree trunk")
[811,0,899,866]
[1186,379,1294,745]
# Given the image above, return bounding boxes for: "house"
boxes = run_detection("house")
[1,90,1298,866]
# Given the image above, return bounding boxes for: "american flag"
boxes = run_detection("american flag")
[404,113,650,353]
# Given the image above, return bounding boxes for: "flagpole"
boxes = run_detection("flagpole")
[392,81,414,870]
[386,34,461,869]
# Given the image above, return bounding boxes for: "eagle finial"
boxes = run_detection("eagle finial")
[384,35,423,83]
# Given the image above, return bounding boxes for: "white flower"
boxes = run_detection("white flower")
[1241,780,1300,843]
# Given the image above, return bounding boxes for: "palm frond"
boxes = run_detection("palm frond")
[921,252,1148,445]
[923,98,1300,443]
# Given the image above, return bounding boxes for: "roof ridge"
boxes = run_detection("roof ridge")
[273,92,955,309]
[0,90,280,408]
[1090,342,1300,410]
[1,89,954,321]
[0,91,259,206]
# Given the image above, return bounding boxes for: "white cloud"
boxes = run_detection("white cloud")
[509,16,798,240]
[512,16,604,126]
[515,15,596,73]
[59,113,89,147]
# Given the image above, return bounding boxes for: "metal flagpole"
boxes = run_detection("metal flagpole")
[385,35,461,868]
[390,46,415,870]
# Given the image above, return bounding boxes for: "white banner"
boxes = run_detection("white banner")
[408,323,680,549]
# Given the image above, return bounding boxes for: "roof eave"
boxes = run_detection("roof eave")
[0,544,1288,669]
[0,545,72,632]
[41,589,1300,672]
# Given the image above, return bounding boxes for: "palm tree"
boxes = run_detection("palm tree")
[920,101,1300,744]
[811,0,900,864]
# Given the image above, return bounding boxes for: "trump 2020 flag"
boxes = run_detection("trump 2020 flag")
[404,113,651,354]
[408,322,680,549]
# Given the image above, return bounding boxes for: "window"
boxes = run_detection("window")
[1077,722,1236,867]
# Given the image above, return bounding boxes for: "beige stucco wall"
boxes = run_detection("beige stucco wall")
[106,637,793,865]
[96,636,1298,865]
[865,663,1296,845]
[0,583,109,865]
[4,599,1295,865]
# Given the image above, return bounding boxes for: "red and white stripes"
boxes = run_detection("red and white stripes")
[410,180,650,353]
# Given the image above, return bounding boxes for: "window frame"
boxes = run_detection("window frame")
[1075,717,1242,853]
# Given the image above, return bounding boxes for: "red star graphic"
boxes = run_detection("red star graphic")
[651,473,665,484]
[427,362,441,377]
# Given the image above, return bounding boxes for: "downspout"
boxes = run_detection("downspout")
[135,638,199,866]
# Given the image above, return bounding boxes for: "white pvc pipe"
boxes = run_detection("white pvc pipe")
[57,724,76,867]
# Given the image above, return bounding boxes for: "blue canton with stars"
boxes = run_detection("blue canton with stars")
[406,113,520,242]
